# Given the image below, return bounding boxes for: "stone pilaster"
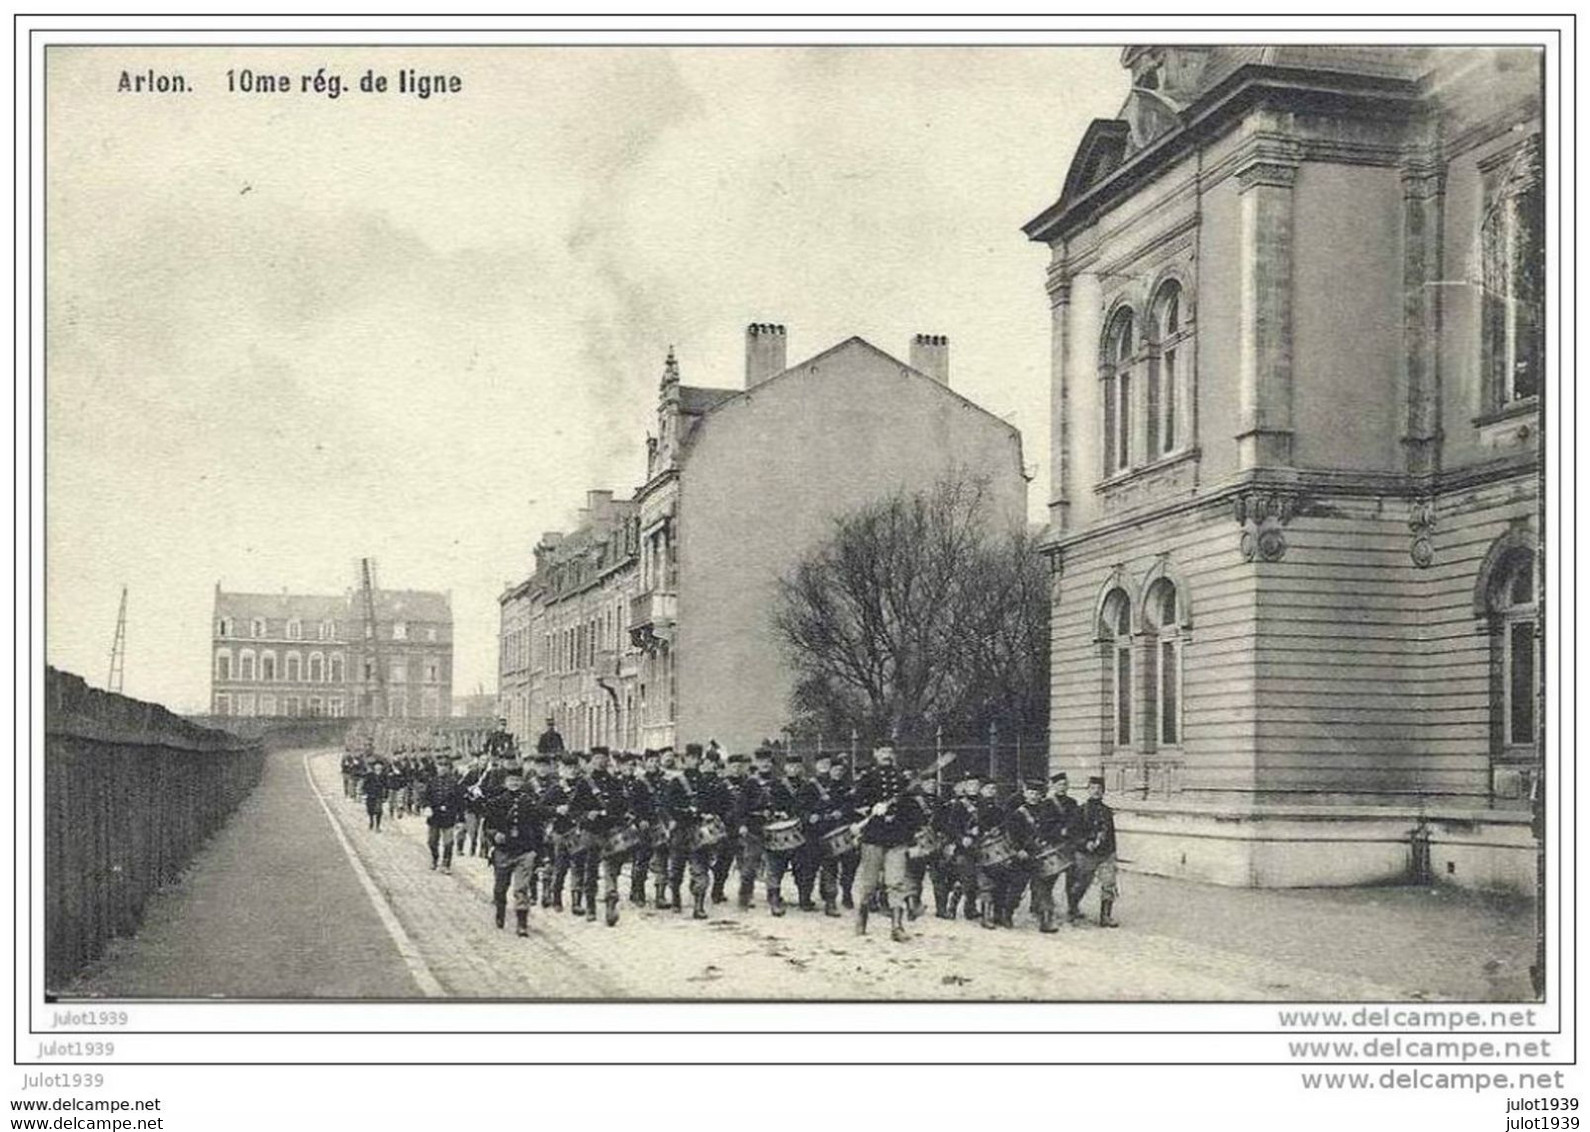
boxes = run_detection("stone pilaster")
[1236,157,1298,468]
[1401,162,1446,476]
[1046,263,1072,533]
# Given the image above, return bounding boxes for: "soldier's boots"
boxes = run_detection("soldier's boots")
[515,910,529,937]
[692,892,710,920]
[670,884,684,913]
[629,880,646,906]
[1066,899,1085,924]
[823,897,841,917]
[710,881,727,904]
[980,899,997,931]
[963,894,980,921]
[890,907,909,943]
[905,894,922,921]
[1099,899,1118,928]
[841,891,855,911]
[605,893,621,928]
[737,880,756,911]
[494,902,506,930]
[572,891,586,917]
[654,884,670,911]
[855,902,870,936]
[1039,909,1060,934]
[768,889,786,917]
[797,893,819,913]
[585,892,598,923]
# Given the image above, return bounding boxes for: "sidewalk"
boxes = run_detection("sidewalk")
[310,752,1533,1001]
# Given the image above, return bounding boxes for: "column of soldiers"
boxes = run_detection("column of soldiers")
[345,724,1122,942]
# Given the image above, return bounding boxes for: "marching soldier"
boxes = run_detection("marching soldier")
[903,776,947,921]
[853,744,922,942]
[645,749,674,909]
[542,754,580,912]
[626,751,660,906]
[758,754,803,916]
[361,759,387,831]
[971,778,1017,929]
[802,754,850,917]
[576,747,632,926]
[712,752,748,903]
[535,716,566,755]
[1068,775,1120,927]
[481,764,544,936]
[1007,779,1063,932]
[486,718,519,762]
[943,774,982,920]
[820,754,862,909]
[733,747,775,910]
[422,753,467,873]
[699,749,736,905]
[458,753,492,858]
[662,746,713,919]
[383,758,409,821]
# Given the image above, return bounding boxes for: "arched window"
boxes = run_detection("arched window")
[1143,578,1183,747]
[329,653,344,684]
[1101,308,1136,475]
[1148,279,1190,459]
[1488,549,1539,750]
[1099,588,1134,749]
[308,652,324,683]
[285,652,302,683]
[215,650,231,681]
[261,651,277,682]
[239,650,256,681]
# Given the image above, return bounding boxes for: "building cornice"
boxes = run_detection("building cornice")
[1041,455,1539,559]
[1025,64,1422,246]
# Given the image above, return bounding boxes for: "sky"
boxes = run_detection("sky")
[45,45,1129,712]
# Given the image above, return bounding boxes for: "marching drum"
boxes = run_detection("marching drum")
[762,818,807,853]
[1032,843,1069,878]
[974,829,1016,868]
[906,827,946,861]
[819,821,861,859]
[692,813,728,850]
[603,822,644,858]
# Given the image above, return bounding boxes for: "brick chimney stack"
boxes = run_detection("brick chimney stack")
[910,334,950,384]
[745,323,788,388]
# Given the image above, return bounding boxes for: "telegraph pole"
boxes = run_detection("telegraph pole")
[106,586,127,693]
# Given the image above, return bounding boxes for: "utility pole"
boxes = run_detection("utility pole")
[106,586,127,693]
[361,558,386,719]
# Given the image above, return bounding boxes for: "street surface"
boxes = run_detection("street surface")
[65,748,1536,1001]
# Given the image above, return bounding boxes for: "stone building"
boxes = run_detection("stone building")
[500,325,1028,754]
[1025,46,1543,891]
[212,584,453,719]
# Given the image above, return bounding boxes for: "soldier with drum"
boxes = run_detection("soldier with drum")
[805,753,854,917]
[971,778,1019,929]
[662,748,718,919]
[542,754,580,912]
[699,749,737,905]
[422,752,468,874]
[713,752,749,903]
[626,750,660,906]
[733,747,775,910]
[757,755,806,917]
[575,747,633,927]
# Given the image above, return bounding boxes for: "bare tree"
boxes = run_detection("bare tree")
[774,473,1047,745]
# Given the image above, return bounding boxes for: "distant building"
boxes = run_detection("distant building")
[1026,46,1542,891]
[499,325,1028,754]
[211,584,453,719]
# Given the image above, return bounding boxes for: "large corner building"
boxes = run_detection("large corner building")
[1027,47,1543,892]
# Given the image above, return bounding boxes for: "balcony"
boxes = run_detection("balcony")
[628,590,676,650]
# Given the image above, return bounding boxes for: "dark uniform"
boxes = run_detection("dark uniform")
[903,785,949,920]
[644,757,674,908]
[757,772,802,915]
[423,767,468,871]
[458,759,492,857]
[733,767,773,909]
[626,761,661,906]
[535,721,566,755]
[662,768,714,917]
[541,764,579,911]
[973,788,1020,928]
[361,764,387,830]
[796,771,849,916]
[481,781,544,934]
[854,761,922,939]
[824,767,863,907]
[1068,780,1119,927]
[383,762,409,820]
[711,759,747,902]
[576,759,631,925]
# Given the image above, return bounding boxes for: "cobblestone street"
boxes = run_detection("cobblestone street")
[66,749,1536,1001]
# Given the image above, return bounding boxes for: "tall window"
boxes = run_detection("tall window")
[287,619,302,640]
[214,693,231,716]
[329,654,344,684]
[1148,280,1189,459]
[215,651,231,681]
[1101,309,1135,475]
[261,652,276,682]
[285,652,301,682]
[251,618,265,638]
[1100,589,1133,748]
[1143,578,1183,747]
[259,694,276,716]
[1482,137,1544,410]
[1491,551,1538,749]
[239,650,255,681]
[309,653,324,683]
[216,618,233,638]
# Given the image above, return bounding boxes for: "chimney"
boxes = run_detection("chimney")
[745,323,788,388]
[910,334,950,384]
[586,489,614,517]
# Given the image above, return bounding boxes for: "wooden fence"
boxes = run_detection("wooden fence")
[44,668,265,991]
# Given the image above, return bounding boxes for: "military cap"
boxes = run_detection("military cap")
[727,752,749,765]
[684,742,704,757]
[1087,775,1106,787]
[960,769,983,782]
[642,748,660,760]
[1023,779,1046,792]
[590,745,610,756]
[1049,771,1069,783]
[557,753,580,767]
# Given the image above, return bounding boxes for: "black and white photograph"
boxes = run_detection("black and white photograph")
[37,36,1551,1009]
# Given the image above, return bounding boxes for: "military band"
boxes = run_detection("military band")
[343,732,1123,942]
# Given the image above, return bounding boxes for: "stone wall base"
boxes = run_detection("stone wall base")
[1115,801,1539,895]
